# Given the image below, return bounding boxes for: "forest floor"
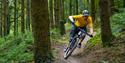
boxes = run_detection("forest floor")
[54,44,85,63]
[53,35,101,63]
[53,32,125,63]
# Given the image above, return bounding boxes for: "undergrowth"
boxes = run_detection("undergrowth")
[0,32,33,63]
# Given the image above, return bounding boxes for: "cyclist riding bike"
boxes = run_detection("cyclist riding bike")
[68,10,93,48]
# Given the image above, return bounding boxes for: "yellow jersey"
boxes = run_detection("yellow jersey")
[72,15,93,28]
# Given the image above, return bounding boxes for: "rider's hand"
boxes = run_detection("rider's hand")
[88,32,93,37]
[90,34,93,37]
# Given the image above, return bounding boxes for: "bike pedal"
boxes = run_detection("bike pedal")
[77,43,81,48]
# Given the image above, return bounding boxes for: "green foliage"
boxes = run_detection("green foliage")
[50,28,61,39]
[114,0,124,8]
[0,32,33,63]
[87,29,102,48]
[110,11,125,36]
[65,23,72,31]
[50,23,72,44]
[89,34,101,46]
[50,23,72,41]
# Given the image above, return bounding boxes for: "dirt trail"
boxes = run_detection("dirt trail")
[55,45,86,63]
[55,35,91,63]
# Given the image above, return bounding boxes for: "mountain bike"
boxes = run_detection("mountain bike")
[64,22,93,59]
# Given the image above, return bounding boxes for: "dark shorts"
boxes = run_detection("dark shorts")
[70,25,87,38]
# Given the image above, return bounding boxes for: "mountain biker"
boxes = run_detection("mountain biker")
[68,10,93,48]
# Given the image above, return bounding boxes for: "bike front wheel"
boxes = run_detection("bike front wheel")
[64,37,79,59]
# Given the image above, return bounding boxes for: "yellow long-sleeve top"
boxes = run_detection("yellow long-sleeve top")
[72,15,93,28]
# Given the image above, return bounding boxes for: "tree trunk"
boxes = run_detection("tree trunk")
[3,0,8,36]
[17,10,19,34]
[0,1,3,37]
[26,0,31,31]
[100,0,113,47]
[75,0,78,14]
[91,0,95,21]
[49,0,54,28]
[123,0,125,7]
[7,10,10,35]
[14,0,17,36]
[54,0,60,27]
[72,0,75,15]
[62,0,65,20]
[31,0,52,62]
[59,0,65,35]
[21,0,25,33]
[6,1,10,35]
[109,0,114,15]
[69,0,72,15]
[59,21,65,35]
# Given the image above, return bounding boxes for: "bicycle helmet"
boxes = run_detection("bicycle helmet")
[83,10,89,16]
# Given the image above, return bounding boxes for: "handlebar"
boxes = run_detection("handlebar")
[78,28,93,37]
[71,22,93,37]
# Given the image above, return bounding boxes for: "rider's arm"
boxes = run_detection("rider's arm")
[89,27,93,34]
[69,16,74,23]
[87,16,93,34]
[69,15,81,23]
